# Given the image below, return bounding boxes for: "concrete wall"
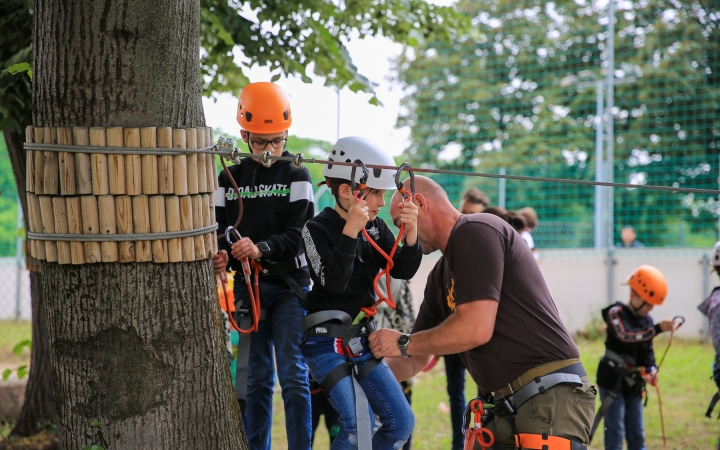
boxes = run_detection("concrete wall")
[407,249,713,339]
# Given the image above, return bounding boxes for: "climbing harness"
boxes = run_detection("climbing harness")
[589,315,684,449]
[350,160,416,325]
[301,311,382,450]
[706,391,720,419]
[458,361,590,450]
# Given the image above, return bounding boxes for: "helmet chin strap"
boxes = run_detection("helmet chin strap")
[629,298,648,314]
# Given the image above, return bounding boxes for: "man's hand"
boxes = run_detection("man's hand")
[659,319,675,332]
[212,250,228,274]
[231,237,263,260]
[397,201,418,245]
[343,198,370,237]
[369,328,404,359]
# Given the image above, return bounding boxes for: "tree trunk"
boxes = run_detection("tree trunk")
[33,0,245,448]
[43,262,243,449]
[6,128,58,436]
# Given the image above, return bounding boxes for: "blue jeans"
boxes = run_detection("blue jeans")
[235,280,311,450]
[304,348,415,450]
[444,354,466,450]
[599,387,645,450]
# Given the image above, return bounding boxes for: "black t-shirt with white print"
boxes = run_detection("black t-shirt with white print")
[215,151,314,286]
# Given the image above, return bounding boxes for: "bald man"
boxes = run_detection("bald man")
[368,176,595,449]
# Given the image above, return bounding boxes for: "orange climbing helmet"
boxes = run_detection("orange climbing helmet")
[236,82,292,134]
[627,265,667,306]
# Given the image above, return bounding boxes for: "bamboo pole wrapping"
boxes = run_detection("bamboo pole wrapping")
[202,194,214,257]
[149,195,168,263]
[116,195,135,262]
[38,196,58,262]
[27,193,45,259]
[33,128,45,194]
[165,196,182,262]
[157,127,174,194]
[196,128,207,193]
[172,129,188,196]
[42,128,60,195]
[124,128,142,195]
[52,197,72,264]
[191,195,206,259]
[106,127,126,195]
[186,128,199,195]
[98,195,119,262]
[80,196,102,263]
[66,197,85,264]
[26,126,35,193]
[208,190,217,255]
[209,128,219,190]
[179,196,195,261]
[140,127,158,195]
[132,195,152,262]
[73,127,93,195]
[89,127,109,195]
[204,127,215,194]
[57,127,77,195]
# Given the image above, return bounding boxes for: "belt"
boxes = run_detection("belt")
[304,321,376,338]
[260,252,308,276]
[494,358,585,398]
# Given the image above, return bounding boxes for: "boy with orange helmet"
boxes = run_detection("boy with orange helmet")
[591,265,676,450]
[212,82,314,450]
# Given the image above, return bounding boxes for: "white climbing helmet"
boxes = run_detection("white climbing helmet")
[712,241,720,266]
[322,137,398,190]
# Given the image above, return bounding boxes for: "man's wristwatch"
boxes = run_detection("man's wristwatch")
[397,334,411,358]
[257,241,270,254]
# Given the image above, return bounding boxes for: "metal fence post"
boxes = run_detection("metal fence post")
[594,81,605,249]
[702,253,710,341]
[498,167,506,209]
[15,197,23,321]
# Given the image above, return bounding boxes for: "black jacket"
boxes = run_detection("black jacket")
[215,152,314,287]
[301,207,422,317]
[596,301,661,396]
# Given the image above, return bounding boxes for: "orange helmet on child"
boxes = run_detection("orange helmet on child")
[627,265,667,306]
[236,82,292,134]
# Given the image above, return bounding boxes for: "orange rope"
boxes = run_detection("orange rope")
[463,399,495,450]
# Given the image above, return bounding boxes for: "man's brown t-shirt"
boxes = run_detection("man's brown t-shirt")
[412,213,579,393]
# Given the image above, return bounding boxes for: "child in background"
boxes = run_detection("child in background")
[594,265,676,450]
[698,242,720,414]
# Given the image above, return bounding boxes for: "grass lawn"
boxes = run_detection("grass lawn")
[0,321,32,369]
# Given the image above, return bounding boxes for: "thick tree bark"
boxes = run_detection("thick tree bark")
[43,262,243,449]
[33,0,245,448]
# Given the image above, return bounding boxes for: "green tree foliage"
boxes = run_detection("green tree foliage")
[398,0,720,247]
[200,0,467,101]
[0,0,32,135]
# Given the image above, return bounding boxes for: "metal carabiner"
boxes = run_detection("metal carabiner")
[294,152,304,168]
[225,225,242,245]
[261,150,272,168]
[350,159,369,199]
[673,315,686,328]
[394,162,415,201]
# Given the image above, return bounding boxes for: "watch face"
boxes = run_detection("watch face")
[398,335,409,346]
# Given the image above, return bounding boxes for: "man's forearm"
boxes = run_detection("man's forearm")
[386,354,431,382]
[406,312,486,357]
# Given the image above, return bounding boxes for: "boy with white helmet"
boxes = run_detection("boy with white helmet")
[698,242,720,418]
[301,136,421,449]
